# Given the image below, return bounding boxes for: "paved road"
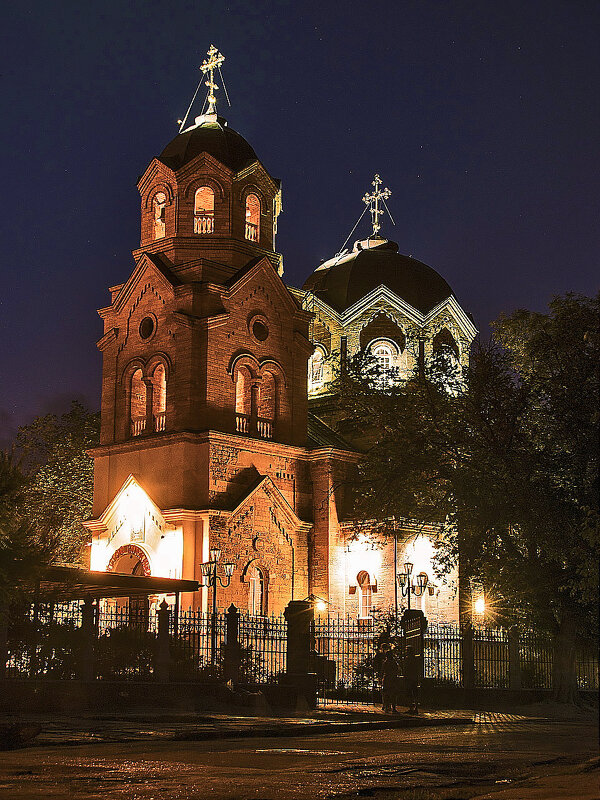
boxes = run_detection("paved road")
[0,714,597,799]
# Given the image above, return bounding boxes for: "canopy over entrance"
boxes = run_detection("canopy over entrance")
[35,565,199,600]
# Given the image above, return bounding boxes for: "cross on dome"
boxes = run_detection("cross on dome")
[363,174,392,236]
[200,44,226,116]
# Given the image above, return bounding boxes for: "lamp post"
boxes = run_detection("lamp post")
[396,562,430,612]
[199,548,234,665]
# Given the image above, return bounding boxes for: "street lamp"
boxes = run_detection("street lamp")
[199,548,235,664]
[396,562,429,612]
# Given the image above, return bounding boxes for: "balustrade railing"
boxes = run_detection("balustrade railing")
[245,221,258,241]
[130,416,146,437]
[154,411,166,432]
[194,214,214,234]
[257,418,273,439]
[235,413,250,433]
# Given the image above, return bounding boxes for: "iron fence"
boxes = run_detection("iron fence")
[238,613,287,684]
[424,624,462,685]
[313,616,380,702]
[473,626,510,689]
[170,608,226,680]
[519,628,553,689]
[3,603,598,697]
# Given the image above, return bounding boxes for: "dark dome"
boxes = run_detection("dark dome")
[302,238,453,315]
[158,115,258,172]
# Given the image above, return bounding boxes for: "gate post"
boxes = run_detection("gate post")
[508,625,521,690]
[224,604,241,684]
[155,599,171,682]
[462,622,474,693]
[79,597,97,682]
[284,600,316,710]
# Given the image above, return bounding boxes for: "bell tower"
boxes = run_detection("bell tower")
[89,48,313,612]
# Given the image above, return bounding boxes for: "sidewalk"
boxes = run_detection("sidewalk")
[1,705,475,748]
[3,700,593,749]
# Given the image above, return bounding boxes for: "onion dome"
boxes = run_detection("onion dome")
[158,114,258,172]
[303,236,454,315]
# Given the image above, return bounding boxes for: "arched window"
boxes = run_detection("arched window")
[309,348,325,387]
[151,364,167,432]
[248,564,265,616]
[357,570,373,619]
[153,192,166,240]
[194,186,214,234]
[245,193,260,242]
[234,366,252,433]
[432,328,459,360]
[130,369,147,436]
[371,341,393,371]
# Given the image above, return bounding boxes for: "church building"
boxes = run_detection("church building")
[86,48,477,622]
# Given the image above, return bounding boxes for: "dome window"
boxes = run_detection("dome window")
[152,192,166,240]
[309,348,325,387]
[245,193,260,242]
[194,186,214,234]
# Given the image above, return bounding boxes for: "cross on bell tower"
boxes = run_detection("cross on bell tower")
[201,44,226,115]
[363,174,392,236]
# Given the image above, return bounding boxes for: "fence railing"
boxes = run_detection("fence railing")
[3,603,598,700]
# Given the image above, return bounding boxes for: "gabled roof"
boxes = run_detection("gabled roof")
[227,256,302,314]
[229,475,310,531]
[307,413,356,452]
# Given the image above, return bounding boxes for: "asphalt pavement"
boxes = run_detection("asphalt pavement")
[0,704,597,799]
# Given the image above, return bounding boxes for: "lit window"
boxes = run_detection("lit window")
[151,364,167,432]
[194,186,214,234]
[309,349,324,386]
[245,193,260,241]
[372,342,393,371]
[357,570,372,619]
[130,369,147,437]
[153,192,166,240]
[248,564,265,616]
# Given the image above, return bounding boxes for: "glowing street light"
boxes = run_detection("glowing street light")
[199,548,234,664]
[396,562,429,612]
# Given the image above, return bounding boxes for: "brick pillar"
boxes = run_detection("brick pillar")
[250,380,261,433]
[143,377,154,433]
[155,599,171,683]
[79,597,97,682]
[284,600,316,709]
[224,604,241,684]
[508,625,521,690]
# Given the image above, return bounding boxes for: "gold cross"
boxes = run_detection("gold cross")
[363,174,392,235]
[200,44,225,115]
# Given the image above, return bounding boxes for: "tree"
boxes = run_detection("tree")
[337,293,599,701]
[0,451,59,605]
[16,402,100,566]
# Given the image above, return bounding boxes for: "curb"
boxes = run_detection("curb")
[172,716,476,741]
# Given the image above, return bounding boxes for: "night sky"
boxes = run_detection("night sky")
[1,1,598,443]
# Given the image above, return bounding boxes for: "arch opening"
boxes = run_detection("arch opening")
[245,193,260,242]
[153,192,166,240]
[194,186,214,234]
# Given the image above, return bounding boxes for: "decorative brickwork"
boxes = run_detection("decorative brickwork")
[107,544,151,576]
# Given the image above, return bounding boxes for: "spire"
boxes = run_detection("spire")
[363,174,392,236]
[201,44,226,116]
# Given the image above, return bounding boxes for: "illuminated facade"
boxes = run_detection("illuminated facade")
[86,52,476,621]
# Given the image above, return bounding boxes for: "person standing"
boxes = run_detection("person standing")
[381,650,399,713]
[403,645,420,714]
